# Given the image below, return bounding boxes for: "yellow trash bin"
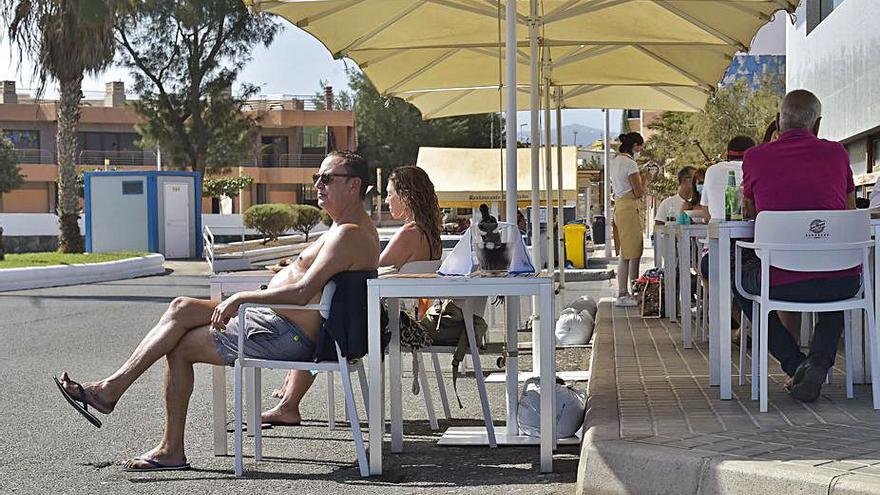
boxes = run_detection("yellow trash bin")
[563,223,587,269]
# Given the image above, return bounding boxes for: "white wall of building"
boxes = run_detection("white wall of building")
[786,1,880,144]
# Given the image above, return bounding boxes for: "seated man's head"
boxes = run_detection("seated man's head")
[315,150,369,216]
[778,89,822,135]
[726,135,755,161]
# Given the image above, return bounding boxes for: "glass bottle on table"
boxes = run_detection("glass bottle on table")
[724,170,743,221]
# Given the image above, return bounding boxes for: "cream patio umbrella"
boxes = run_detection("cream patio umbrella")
[251,1,797,472]
[253,0,797,264]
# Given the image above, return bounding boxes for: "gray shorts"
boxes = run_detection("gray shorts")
[210,307,316,366]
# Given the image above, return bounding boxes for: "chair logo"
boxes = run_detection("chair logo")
[806,219,829,238]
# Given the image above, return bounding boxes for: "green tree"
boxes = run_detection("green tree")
[114,0,280,173]
[4,0,118,252]
[0,138,21,259]
[348,69,496,172]
[0,137,25,212]
[289,204,322,242]
[643,78,782,198]
[202,176,254,199]
[312,79,353,111]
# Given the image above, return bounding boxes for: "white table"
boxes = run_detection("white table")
[677,224,708,349]
[657,224,678,322]
[707,221,754,400]
[209,271,275,456]
[367,275,556,475]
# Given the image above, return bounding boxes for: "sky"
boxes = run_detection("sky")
[0,11,786,138]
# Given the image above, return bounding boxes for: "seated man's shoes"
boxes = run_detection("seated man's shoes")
[788,354,832,403]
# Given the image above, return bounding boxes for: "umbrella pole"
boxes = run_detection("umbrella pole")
[555,87,565,292]
[528,0,542,275]
[543,75,554,282]
[604,109,612,258]
[503,0,521,440]
[528,0,542,391]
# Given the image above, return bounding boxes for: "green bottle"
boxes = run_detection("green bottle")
[725,170,742,221]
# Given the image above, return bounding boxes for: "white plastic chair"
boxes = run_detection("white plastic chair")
[734,210,879,412]
[233,280,370,477]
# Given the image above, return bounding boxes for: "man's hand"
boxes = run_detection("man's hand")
[212,293,245,330]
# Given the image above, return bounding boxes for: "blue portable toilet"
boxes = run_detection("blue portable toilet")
[84,171,203,259]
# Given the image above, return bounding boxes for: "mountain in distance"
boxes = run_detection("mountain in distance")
[549,124,605,146]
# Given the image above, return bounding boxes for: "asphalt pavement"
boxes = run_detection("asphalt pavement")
[0,266,604,494]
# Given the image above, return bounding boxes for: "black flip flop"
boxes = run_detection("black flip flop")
[53,375,102,428]
[122,457,191,472]
[225,419,273,433]
[263,420,301,427]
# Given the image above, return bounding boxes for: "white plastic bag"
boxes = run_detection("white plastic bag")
[517,377,587,439]
[438,221,535,276]
[566,295,598,319]
[555,308,595,345]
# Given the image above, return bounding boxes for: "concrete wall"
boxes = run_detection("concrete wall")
[786,1,880,143]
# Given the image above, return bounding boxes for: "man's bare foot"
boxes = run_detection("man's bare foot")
[123,446,189,471]
[271,370,294,399]
[261,405,301,426]
[58,372,116,414]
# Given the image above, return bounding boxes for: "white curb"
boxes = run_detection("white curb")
[0,253,166,292]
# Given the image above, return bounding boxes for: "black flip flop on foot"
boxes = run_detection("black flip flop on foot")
[53,375,102,428]
[122,457,191,472]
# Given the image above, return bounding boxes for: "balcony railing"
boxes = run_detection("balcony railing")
[14,148,55,164]
[78,150,158,167]
[239,153,325,168]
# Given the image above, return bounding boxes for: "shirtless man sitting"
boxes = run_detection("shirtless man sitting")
[54,151,379,472]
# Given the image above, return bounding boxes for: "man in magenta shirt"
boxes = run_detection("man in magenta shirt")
[734,89,859,403]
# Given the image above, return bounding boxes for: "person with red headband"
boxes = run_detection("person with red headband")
[698,135,756,221]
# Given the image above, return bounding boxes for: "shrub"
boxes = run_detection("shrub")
[290,204,323,242]
[243,203,295,244]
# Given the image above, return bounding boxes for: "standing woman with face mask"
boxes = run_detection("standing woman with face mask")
[610,132,646,307]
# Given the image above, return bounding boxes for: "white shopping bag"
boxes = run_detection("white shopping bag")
[438,221,535,276]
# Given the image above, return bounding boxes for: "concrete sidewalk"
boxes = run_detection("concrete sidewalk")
[577,301,880,495]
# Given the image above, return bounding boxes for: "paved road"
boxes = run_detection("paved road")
[0,267,602,494]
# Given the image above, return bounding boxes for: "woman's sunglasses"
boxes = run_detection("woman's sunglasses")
[312,172,358,185]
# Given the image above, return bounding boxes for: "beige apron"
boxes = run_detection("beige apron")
[614,191,644,259]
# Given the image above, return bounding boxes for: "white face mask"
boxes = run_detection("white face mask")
[633,151,641,159]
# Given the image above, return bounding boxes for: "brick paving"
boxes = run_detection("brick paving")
[579,300,880,492]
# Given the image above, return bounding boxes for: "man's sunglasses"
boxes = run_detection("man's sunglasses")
[312,173,360,185]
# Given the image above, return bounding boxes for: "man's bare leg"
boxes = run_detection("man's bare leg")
[262,370,317,425]
[58,297,216,413]
[124,326,225,469]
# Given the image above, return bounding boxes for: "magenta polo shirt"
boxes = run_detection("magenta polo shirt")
[742,128,857,287]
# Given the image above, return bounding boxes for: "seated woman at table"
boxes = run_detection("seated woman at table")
[679,167,707,220]
[262,165,442,426]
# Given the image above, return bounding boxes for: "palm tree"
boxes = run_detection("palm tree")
[4,0,116,253]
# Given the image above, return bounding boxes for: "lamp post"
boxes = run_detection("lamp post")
[573,130,578,148]
[519,123,527,143]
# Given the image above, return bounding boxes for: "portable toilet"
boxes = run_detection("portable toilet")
[84,171,203,259]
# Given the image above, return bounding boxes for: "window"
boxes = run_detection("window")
[819,0,845,21]
[807,0,845,33]
[624,109,641,119]
[122,181,144,195]
[298,184,318,203]
[77,132,142,151]
[303,126,327,153]
[3,129,40,149]
[870,135,880,174]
